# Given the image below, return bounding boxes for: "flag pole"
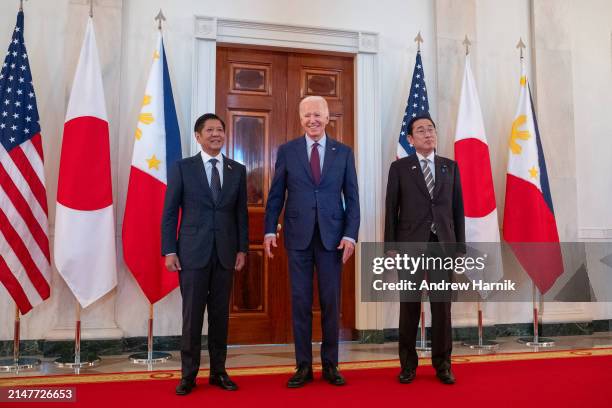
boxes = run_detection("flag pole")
[54,298,101,370]
[518,281,555,347]
[129,302,171,365]
[126,9,172,367]
[0,303,41,371]
[462,299,498,350]
[415,290,431,352]
[511,38,554,348]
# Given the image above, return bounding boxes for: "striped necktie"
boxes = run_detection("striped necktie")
[421,158,434,198]
[421,158,436,234]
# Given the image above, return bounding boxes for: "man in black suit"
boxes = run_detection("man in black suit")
[162,113,248,395]
[384,114,465,385]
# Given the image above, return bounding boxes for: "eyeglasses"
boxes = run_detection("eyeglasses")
[413,127,436,137]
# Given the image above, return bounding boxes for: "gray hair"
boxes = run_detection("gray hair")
[299,95,329,117]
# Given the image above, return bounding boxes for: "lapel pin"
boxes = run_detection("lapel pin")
[228,164,232,170]
[332,147,336,151]
[411,165,417,170]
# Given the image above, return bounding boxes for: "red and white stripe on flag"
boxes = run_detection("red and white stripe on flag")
[0,11,51,314]
[54,17,117,308]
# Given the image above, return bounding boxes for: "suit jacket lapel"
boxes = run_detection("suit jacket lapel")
[216,155,233,204]
[432,156,443,198]
[192,154,214,202]
[320,137,337,184]
[294,137,315,185]
[410,155,430,198]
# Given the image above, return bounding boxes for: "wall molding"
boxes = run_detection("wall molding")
[579,228,612,240]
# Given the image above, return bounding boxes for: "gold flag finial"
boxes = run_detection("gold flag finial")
[155,9,166,31]
[414,31,424,52]
[463,35,471,56]
[516,37,526,59]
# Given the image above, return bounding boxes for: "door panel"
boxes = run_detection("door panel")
[287,52,355,341]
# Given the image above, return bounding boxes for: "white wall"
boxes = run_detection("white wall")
[0,0,610,340]
[571,0,612,235]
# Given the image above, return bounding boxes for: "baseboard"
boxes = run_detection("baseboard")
[2,320,610,357]
[376,319,612,343]
[0,335,204,358]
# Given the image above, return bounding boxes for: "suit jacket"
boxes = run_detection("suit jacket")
[384,154,465,245]
[264,136,360,251]
[161,153,249,270]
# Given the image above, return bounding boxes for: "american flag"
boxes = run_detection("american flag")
[0,11,51,314]
[396,51,430,158]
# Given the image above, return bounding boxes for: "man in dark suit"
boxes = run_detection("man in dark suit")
[264,96,360,388]
[162,113,248,395]
[384,114,465,385]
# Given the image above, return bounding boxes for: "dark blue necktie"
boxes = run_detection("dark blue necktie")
[209,158,221,202]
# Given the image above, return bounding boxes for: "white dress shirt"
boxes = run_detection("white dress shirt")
[305,134,326,172]
[201,150,224,187]
[416,151,435,181]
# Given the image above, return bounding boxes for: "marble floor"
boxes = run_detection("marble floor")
[1,332,611,378]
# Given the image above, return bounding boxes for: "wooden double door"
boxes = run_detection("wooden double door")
[215,46,356,344]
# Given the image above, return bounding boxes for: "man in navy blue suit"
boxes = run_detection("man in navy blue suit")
[264,96,360,388]
[162,113,248,395]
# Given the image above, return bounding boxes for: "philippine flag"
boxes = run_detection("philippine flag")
[54,17,117,307]
[502,61,563,294]
[122,33,182,304]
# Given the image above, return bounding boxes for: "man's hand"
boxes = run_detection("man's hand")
[235,252,246,271]
[263,235,277,259]
[165,254,182,272]
[337,239,355,264]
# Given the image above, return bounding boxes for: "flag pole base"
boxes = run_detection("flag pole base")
[54,352,100,368]
[415,340,431,352]
[129,351,171,364]
[517,336,555,347]
[0,357,41,372]
[462,339,499,350]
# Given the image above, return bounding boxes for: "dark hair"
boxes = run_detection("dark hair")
[194,113,225,133]
[407,113,436,136]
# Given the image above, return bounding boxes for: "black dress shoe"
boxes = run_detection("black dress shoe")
[287,364,313,388]
[398,368,416,384]
[436,369,456,385]
[322,365,346,386]
[175,379,196,395]
[209,373,238,391]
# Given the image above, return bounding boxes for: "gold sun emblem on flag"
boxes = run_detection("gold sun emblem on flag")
[510,115,530,155]
[135,95,154,140]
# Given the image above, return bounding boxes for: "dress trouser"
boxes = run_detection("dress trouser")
[287,224,343,367]
[178,242,234,382]
[398,232,453,371]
